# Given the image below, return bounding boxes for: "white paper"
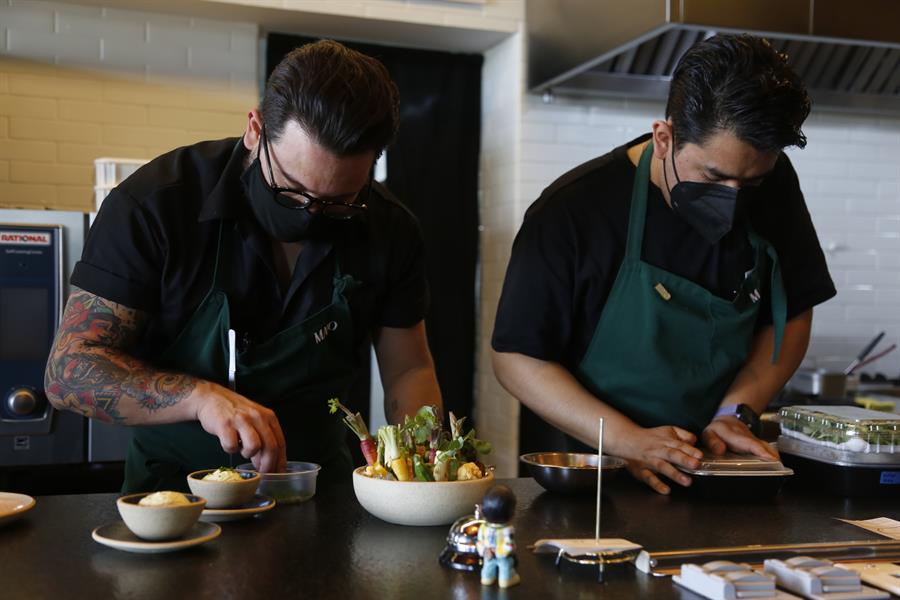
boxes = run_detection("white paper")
[837,517,900,540]
[532,538,642,555]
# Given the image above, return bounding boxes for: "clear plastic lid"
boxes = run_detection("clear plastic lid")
[778,405,900,454]
[678,451,793,477]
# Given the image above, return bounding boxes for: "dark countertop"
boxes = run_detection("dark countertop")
[2,476,898,600]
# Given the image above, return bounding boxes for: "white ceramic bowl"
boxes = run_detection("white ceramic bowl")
[116,492,206,541]
[186,469,260,509]
[237,462,320,504]
[352,467,495,526]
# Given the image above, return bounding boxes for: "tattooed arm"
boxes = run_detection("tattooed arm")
[44,288,192,423]
[44,288,287,472]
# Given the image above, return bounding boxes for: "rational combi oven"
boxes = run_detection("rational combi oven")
[0,218,83,465]
[0,209,132,468]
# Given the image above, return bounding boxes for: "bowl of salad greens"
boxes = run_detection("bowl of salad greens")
[329,402,494,526]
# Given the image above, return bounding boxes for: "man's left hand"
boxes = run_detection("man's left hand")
[701,416,779,460]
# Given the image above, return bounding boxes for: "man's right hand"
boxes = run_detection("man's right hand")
[192,381,287,473]
[615,424,703,495]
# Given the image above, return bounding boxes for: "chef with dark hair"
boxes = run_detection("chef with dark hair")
[46,40,442,492]
[492,34,835,494]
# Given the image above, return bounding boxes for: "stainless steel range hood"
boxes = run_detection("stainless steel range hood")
[527,0,900,114]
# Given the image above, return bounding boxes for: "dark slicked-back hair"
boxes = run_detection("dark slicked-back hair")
[666,34,811,152]
[482,485,516,525]
[261,39,400,156]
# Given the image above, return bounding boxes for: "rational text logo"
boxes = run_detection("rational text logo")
[0,231,52,246]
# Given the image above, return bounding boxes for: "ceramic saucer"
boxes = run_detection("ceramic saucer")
[0,492,35,526]
[92,521,221,554]
[200,494,275,522]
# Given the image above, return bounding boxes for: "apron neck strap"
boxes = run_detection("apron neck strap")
[331,252,360,302]
[767,245,787,363]
[747,224,788,364]
[626,142,654,261]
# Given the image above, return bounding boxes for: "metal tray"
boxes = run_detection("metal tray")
[678,451,794,477]
[674,452,792,500]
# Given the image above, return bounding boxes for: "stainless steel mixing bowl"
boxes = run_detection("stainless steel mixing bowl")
[520,452,626,494]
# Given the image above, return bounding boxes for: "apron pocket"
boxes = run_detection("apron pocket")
[649,286,713,367]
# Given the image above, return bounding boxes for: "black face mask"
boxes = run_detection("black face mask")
[241,157,334,242]
[663,139,739,245]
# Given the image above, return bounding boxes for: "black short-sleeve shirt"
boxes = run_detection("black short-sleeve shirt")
[492,133,836,372]
[72,138,428,364]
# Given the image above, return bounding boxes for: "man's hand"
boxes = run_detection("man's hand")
[192,381,287,473]
[617,424,704,495]
[702,416,779,460]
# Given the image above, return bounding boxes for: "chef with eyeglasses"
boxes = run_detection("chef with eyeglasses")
[45,40,442,493]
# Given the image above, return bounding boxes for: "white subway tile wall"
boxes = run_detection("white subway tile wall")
[786,113,900,374]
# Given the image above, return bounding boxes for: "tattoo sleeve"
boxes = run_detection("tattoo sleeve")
[44,288,197,424]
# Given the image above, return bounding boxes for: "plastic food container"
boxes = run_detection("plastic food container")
[777,405,900,497]
[778,405,900,454]
[237,461,320,505]
[676,451,793,499]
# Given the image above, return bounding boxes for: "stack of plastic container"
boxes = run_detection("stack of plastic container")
[778,406,900,496]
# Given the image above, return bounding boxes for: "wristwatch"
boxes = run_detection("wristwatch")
[713,403,759,433]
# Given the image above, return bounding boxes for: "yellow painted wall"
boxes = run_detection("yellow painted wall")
[0,57,257,212]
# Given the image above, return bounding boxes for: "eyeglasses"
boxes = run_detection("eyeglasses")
[260,125,370,219]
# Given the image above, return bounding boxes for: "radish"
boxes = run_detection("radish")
[327,398,377,466]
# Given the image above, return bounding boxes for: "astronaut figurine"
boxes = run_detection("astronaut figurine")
[476,485,520,588]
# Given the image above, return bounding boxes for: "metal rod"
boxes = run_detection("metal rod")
[227,328,237,391]
[637,539,900,575]
[845,330,885,374]
[227,328,237,467]
[596,417,604,583]
[595,417,604,540]
[852,343,896,372]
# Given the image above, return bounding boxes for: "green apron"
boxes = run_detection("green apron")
[574,142,787,434]
[124,222,357,492]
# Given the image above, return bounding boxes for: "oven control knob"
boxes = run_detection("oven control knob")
[7,388,40,416]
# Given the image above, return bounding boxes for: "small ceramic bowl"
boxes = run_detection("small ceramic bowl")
[237,462,321,505]
[116,492,206,541]
[352,467,495,526]
[186,469,260,509]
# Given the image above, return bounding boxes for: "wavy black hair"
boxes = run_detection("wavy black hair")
[262,39,400,157]
[666,34,811,152]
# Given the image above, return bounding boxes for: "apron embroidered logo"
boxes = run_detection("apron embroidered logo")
[314,321,339,344]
